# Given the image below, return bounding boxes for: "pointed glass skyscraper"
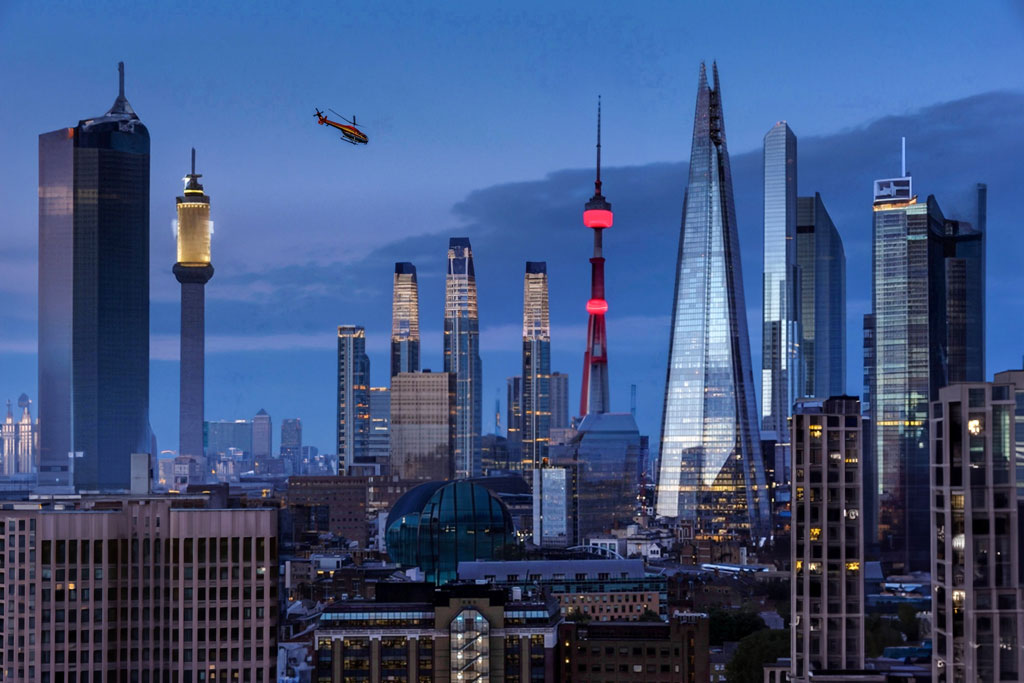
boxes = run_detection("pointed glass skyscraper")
[391,262,420,378]
[444,238,482,479]
[521,261,551,470]
[655,63,769,541]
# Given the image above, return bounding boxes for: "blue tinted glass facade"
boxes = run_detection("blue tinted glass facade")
[445,238,482,478]
[522,261,551,470]
[655,63,769,541]
[575,412,642,540]
[337,326,370,473]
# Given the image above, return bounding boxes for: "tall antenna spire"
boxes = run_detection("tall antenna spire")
[191,147,196,176]
[901,136,906,177]
[118,61,125,98]
[595,95,602,193]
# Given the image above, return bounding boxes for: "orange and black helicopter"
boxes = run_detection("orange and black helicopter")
[314,108,368,145]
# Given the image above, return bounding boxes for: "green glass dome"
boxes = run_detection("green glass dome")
[386,481,516,585]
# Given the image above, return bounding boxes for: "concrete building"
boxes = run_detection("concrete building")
[791,396,865,680]
[931,373,1024,683]
[0,495,277,681]
[389,372,456,482]
[285,475,369,547]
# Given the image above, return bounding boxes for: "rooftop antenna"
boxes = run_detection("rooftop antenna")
[901,137,906,177]
[118,61,125,98]
[595,95,602,194]
[191,147,196,176]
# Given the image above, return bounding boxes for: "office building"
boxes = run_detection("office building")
[522,261,551,470]
[391,262,420,378]
[204,419,253,460]
[550,371,570,430]
[1,396,37,475]
[315,584,560,682]
[655,63,770,541]
[444,238,483,479]
[481,433,511,474]
[174,149,214,469]
[532,463,578,548]
[337,325,370,474]
[389,372,456,481]
[367,386,390,473]
[791,396,864,680]
[0,495,278,681]
[506,376,523,468]
[570,412,642,541]
[38,62,151,490]
[931,374,1024,683]
[580,98,612,417]
[867,165,985,569]
[252,408,272,468]
[285,475,369,547]
[797,193,846,400]
[280,418,302,460]
[761,121,801,491]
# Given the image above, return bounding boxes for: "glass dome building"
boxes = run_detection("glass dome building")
[386,480,516,585]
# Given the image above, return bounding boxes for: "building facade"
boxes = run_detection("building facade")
[931,374,1023,683]
[38,63,151,491]
[444,238,483,479]
[791,397,864,680]
[0,495,278,682]
[521,261,551,471]
[368,387,391,474]
[656,63,769,541]
[550,372,570,431]
[337,325,370,474]
[390,372,456,481]
[285,475,369,547]
[506,376,523,469]
[1,397,37,476]
[532,463,578,548]
[391,262,421,378]
[572,412,642,541]
[280,418,302,461]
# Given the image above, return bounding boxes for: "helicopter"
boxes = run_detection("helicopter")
[314,108,368,145]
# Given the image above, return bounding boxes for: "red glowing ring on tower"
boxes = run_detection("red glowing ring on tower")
[586,298,608,315]
[583,209,613,229]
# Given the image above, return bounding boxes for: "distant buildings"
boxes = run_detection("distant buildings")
[506,375,523,467]
[791,396,864,680]
[336,325,370,474]
[205,419,252,460]
[867,168,986,570]
[444,238,483,478]
[390,262,420,377]
[389,371,455,481]
[38,62,151,491]
[280,418,302,460]
[286,475,369,546]
[930,372,1024,682]
[367,386,390,473]
[549,371,570,430]
[1,396,37,475]
[521,261,551,470]
[656,63,769,541]
[252,408,273,468]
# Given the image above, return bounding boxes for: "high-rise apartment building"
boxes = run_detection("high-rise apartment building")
[1,397,37,476]
[867,166,985,570]
[444,238,482,479]
[506,376,523,468]
[549,372,570,430]
[797,193,846,399]
[174,148,214,466]
[522,261,551,470]
[38,62,151,491]
[931,374,1023,683]
[0,495,278,682]
[389,372,456,481]
[391,262,420,378]
[791,396,864,680]
[252,408,272,466]
[761,121,801,488]
[337,325,370,474]
[655,63,769,541]
[280,418,302,460]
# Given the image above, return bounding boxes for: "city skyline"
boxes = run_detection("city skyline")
[3,4,1024,457]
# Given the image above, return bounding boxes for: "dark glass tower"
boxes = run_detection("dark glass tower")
[868,167,985,570]
[390,262,420,378]
[655,63,769,541]
[521,261,551,470]
[38,62,151,491]
[444,238,482,478]
[337,325,370,474]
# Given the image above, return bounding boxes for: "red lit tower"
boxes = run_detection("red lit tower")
[580,98,612,417]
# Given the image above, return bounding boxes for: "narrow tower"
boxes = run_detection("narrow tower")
[174,149,214,466]
[391,262,421,377]
[580,98,612,417]
[521,261,551,469]
[444,238,482,478]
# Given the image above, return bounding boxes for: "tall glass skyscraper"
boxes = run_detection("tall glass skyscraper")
[38,62,151,491]
[761,122,800,453]
[655,63,769,541]
[797,193,846,399]
[391,262,420,378]
[868,169,985,570]
[337,325,370,474]
[521,261,551,470]
[444,238,482,478]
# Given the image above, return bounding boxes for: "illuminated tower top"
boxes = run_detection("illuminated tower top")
[175,148,213,270]
[583,97,613,230]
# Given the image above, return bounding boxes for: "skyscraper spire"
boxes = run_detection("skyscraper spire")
[580,98,613,417]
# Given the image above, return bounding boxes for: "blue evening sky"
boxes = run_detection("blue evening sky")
[2,1,1023,456]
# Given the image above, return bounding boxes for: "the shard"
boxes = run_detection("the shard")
[655,63,769,541]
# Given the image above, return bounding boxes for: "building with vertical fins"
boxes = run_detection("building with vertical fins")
[174,149,214,475]
[655,63,769,541]
[580,98,612,418]
[797,193,846,400]
[867,151,986,570]
[391,262,420,378]
[38,62,151,491]
[337,325,371,474]
[761,121,801,490]
[522,261,551,470]
[444,238,482,478]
